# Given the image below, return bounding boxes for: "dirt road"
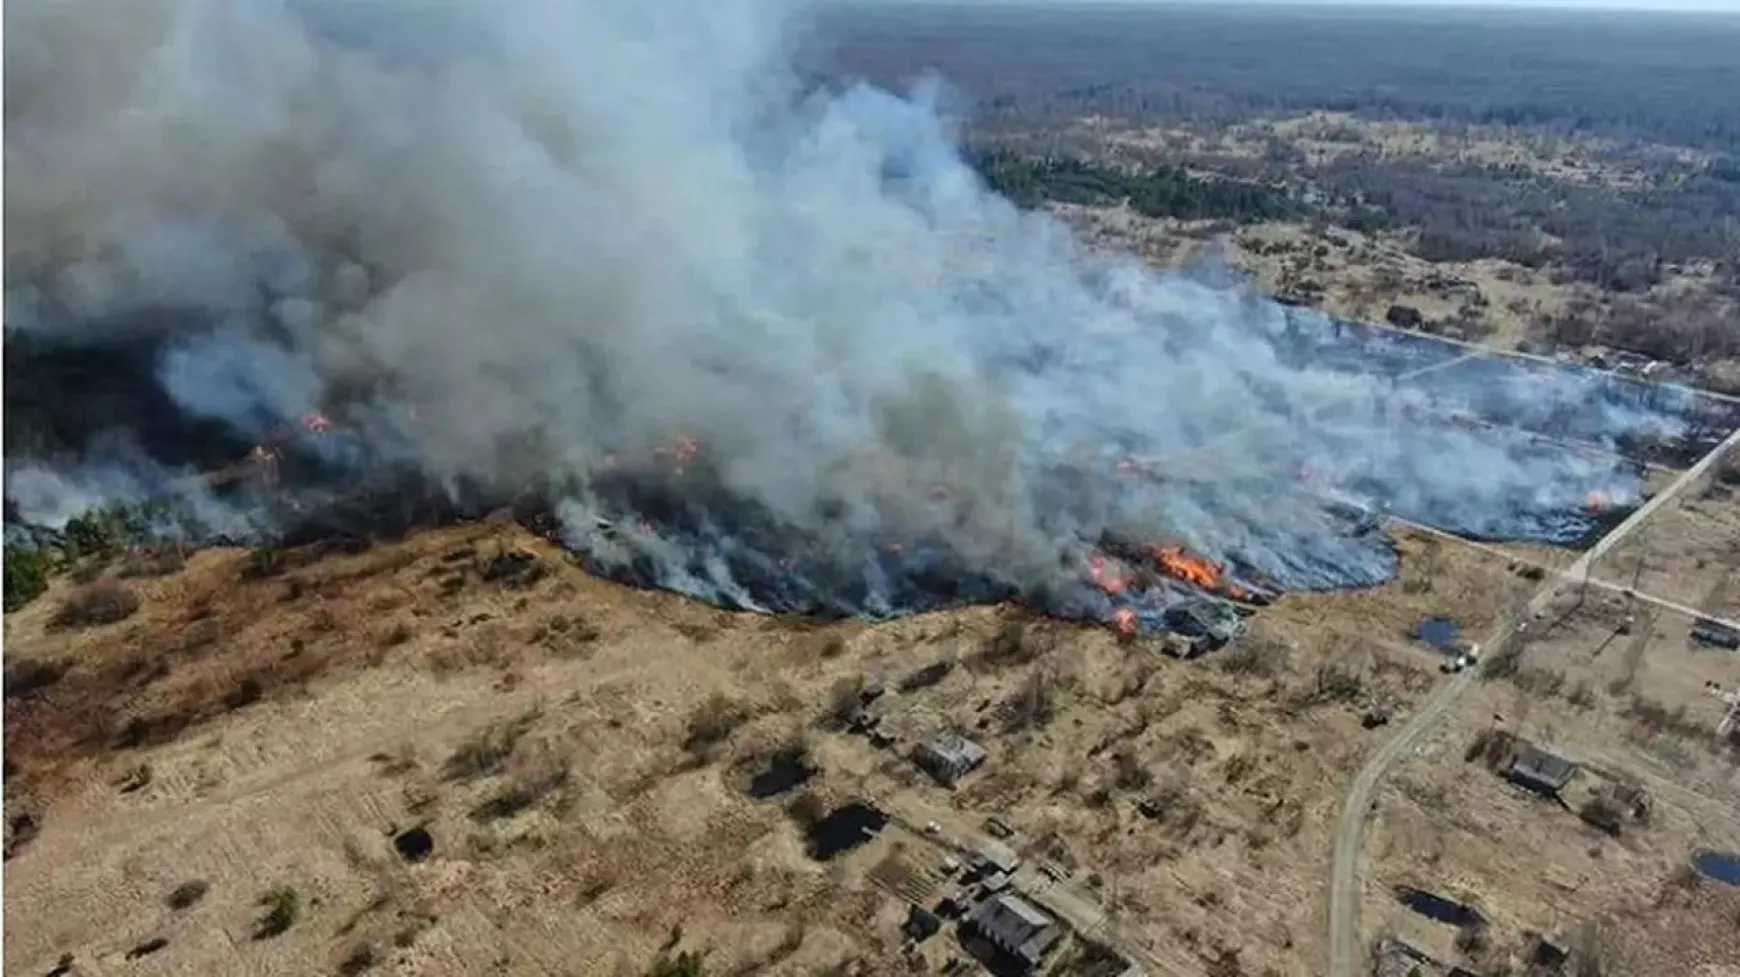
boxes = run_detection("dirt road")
[1324,425,1740,977]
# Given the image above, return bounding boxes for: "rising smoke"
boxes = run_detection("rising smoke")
[1,0,1692,624]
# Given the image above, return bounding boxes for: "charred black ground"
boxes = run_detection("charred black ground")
[6,313,1733,635]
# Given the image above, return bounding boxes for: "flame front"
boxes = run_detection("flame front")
[302,412,332,435]
[1585,489,1611,513]
[1152,545,1224,591]
[1089,553,1128,597]
[1112,608,1137,638]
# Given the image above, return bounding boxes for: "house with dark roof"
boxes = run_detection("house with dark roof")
[915,733,988,785]
[1502,740,1579,796]
[969,894,1063,970]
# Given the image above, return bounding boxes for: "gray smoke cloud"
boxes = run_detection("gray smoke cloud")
[2,0,1693,619]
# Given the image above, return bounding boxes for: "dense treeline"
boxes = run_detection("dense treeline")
[810,3,1740,154]
[967,151,1295,223]
[808,3,1740,291]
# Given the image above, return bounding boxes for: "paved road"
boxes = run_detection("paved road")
[1324,425,1740,977]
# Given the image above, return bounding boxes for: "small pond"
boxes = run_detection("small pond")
[1396,887,1485,928]
[805,802,888,860]
[746,751,817,800]
[1693,849,1740,887]
[1417,617,1460,651]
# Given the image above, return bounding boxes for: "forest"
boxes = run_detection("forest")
[808,3,1740,295]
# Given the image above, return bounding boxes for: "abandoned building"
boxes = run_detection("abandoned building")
[969,893,1063,970]
[974,839,1022,876]
[1692,620,1740,650]
[1503,740,1580,796]
[1162,598,1247,648]
[915,733,988,785]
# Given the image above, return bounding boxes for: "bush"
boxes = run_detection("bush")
[1004,670,1058,732]
[1217,637,1288,678]
[818,676,865,730]
[165,880,210,910]
[1579,794,1626,837]
[338,943,378,976]
[443,711,540,781]
[50,582,140,630]
[1482,644,1523,680]
[1312,660,1365,703]
[982,619,1034,666]
[252,886,300,940]
[1113,751,1152,791]
[4,546,52,611]
[647,950,707,977]
[682,694,750,759]
[469,759,570,823]
[784,791,827,830]
[244,546,285,580]
[3,658,66,701]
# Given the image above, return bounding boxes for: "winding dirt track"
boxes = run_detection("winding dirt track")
[1323,424,1740,977]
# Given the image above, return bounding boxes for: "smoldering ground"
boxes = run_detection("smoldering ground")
[0,0,1697,625]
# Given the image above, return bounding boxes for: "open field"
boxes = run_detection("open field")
[1590,468,1740,621]
[1356,583,1740,976]
[4,502,1548,977]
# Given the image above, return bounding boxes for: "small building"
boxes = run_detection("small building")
[915,733,987,785]
[975,839,1021,876]
[969,894,1063,970]
[1503,741,1579,796]
[1692,620,1740,650]
[1529,933,1571,971]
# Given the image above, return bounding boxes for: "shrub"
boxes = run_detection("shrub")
[1312,660,1365,703]
[647,950,707,977]
[443,711,540,781]
[1579,794,1626,836]
[1217,637,1288,678]
[50,582,140,630]
[165,880,210,910]
[981,618,1043,667]
[818,676,865,730]
[338,943,378,976]
[469,761,570,823]
[3,658,66,701]
[1004,670,1058,732]
[1113,751,1152,791]
[4,546,52,611]
[244,546,285,580]
[1482,644,1523,680]
[784,791,827,830]
[682,693,749,758]
[252,886,300,940]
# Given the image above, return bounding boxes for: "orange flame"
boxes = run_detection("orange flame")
[1112,608,1138,638]
[302,411,332,435]
[1585,489,1611,513]
[1088,554,1129,597]
[1153,545,1224,592]
[1151,544,1253,601]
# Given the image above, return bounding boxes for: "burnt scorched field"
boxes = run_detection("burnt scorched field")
[8,310,1720,639]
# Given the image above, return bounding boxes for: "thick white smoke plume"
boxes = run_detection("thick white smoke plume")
[2,0,1692,620]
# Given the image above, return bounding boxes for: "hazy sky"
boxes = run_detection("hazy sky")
[898,0,1740,11]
